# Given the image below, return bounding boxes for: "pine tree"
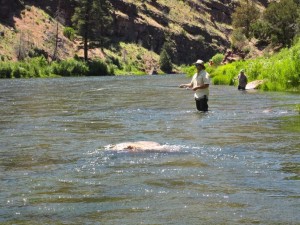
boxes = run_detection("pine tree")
[72,0,113,61]
[232,0,260,38]
[159,49,172,73]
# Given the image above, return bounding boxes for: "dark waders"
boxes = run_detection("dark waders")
[195,95,208,112]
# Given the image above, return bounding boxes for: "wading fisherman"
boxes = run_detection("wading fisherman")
[235,69,248,90]
[179,59,210,112]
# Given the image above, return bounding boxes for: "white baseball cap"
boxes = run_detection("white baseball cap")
[194,59,204,65]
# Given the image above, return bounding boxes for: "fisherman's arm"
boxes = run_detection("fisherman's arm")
[192,84,209,91]
[179,83,193,88]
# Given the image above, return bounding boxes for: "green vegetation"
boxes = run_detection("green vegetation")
[232,0,260,39]
[179,37,300,92]
[208,38,300,92]
[72,0,113,61]
[1,36,300,93]
[0,42,162,78]
[105,42,161,76]
[210,53,224,66]
[159,49,172,73]
[0,57,113,78]
[0,57,52,78]
[232,0,300,48]
[63,27,75,41]
[51,59,89,76]
[252,0,300,47]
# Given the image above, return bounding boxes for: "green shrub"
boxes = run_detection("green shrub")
[213,74,232,85]
[28,47,49,58]
[210,60,251,85]
[0,62,13,78]
[12,65,28,78]
[181,64,195,77]
[88,59,109,76]
[51,59,88,76]
[63,27,75,41]
[24,57,50,78]
[231,28,247,49]
[108,64,115,75]
[0,57,49,79]
[125,63,132,72]
[210,53,224,66]
[106,56,122,69]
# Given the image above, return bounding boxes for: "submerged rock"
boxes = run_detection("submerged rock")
[105,141,180,152]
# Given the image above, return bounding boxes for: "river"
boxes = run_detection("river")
[0,74,299,224]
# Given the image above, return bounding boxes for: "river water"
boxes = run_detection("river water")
[0,74,299,224]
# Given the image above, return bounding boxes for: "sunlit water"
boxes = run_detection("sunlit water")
[0,74,299,224]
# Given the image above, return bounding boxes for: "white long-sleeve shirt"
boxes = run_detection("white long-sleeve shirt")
[191,70,210,99]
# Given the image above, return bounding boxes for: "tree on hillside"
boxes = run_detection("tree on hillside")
[161,39,176,65]
[71,0,113,61]
[159,48,172,74]
[52,0,63,61]
[260,0,300,47]
[232,0,260,39]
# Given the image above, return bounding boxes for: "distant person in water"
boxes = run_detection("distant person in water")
[236,69,248,90]
[179,59,210,112]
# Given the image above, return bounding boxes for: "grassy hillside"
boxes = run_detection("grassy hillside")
[0,0,267,64]
[0,6,76,61]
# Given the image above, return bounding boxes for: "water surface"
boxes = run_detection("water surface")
[0,75,299,224]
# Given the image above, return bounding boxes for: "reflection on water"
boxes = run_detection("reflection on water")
[0,75,299,224]
[281,162,300,180]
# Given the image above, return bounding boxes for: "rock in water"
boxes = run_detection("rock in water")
[246,80,265,90]
[105,141,180,152]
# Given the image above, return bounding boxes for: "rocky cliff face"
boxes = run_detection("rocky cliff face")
[0,0,268,64]
[109,0,228,63]
[109,0,268,63]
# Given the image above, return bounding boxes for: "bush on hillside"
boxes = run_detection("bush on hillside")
[87,59,110,76]
[51,59,88,76]
[210,53,224,66]
[63,27,75,41]
[28,47,49,59]
[0,62,13,78]
[106,56,122,69]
